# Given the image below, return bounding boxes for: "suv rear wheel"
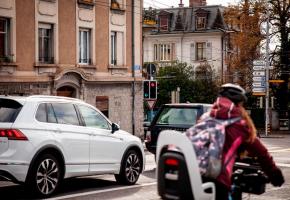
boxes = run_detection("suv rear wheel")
[115,150,141,185]
[26,154,62,197]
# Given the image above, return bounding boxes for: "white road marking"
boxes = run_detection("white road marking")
[276,163,290,168]
[46,182,157,200]
[267,146,282,150]
[269,148,290,153]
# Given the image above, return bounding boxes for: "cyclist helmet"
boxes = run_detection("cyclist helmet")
[219,83,247,104]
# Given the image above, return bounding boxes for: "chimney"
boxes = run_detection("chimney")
[189,0,206,7]
[179,0,184,7]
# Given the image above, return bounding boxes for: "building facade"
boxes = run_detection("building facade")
[0,0,144,137]
[143,0,229,82]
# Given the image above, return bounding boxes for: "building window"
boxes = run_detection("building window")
[154,44,174,61]
[78,0,94,5]
[111,31,117,65]
[110,31,124,66]
[38,23,54,64]
[196,17,206,30]
[79,28,91,64]
[159,16,168,31]
[196,42,206,61]
[0,18,11,62]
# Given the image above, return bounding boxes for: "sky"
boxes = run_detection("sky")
[143,0,239,8]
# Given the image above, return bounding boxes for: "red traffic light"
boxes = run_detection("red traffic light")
[150,82,156,87]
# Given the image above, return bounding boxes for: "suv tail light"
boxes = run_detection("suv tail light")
[0,129,28,140]
[165,158,179,166]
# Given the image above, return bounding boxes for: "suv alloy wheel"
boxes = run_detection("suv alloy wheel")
[115,150,142,185]
[26,154,62,197]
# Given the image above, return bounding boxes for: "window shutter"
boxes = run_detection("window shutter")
[116,32,124,65]
[190,43,195,61]
[206,42,212,60]
[171,43,176,60]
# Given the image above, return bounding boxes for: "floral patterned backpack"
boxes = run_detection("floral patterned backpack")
[186,116,241,178]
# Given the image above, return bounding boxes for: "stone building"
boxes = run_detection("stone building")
[143,0,230,83]
[0,0,144,137]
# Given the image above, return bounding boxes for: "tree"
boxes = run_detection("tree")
[268,0,290,110]
[155,61,219,107]
[223,0,264,89]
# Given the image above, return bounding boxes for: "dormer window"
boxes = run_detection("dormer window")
[196,16,206,29]
[158,11,171,32]
[195,8,209,30]
[159,16,168,31]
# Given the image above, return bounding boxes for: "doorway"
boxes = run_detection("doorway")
[57,86,77,98]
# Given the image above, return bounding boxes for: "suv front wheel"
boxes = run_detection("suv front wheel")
[26,154,62,197]
[115,150,142,185]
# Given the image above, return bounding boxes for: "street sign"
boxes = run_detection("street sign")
[146,99,156,110]
[269,80,284,83]
[252,82,266,87]
[253,66,265,70]
[252,87,266,93]
[253,71,265,76]
[253,76,266,82]
[252,92,266,96]
[253,60,266,66]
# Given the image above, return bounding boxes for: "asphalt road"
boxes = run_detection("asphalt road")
[0,134,290,200]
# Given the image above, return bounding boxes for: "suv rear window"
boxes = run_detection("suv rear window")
[156,107,199,125]
[0,99,23,122]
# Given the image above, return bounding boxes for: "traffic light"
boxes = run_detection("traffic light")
[149,80,157,99]
[143,80,157,99]
[143,80,150,98]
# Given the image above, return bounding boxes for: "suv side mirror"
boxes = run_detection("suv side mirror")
[111,123,120,133]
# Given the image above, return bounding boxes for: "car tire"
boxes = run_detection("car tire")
[115,150,142,185]
[26,154,62,198]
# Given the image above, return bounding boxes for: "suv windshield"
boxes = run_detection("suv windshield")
[156,107,199,125]
[0,99,23,122]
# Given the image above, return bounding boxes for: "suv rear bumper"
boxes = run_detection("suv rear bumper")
[0,164,29,183]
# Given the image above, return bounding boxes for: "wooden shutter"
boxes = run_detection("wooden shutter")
[206,42,212,60]
[171,43,176,60]
[190,43,195,61]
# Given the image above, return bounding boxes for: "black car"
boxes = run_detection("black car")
[144,103,212,155]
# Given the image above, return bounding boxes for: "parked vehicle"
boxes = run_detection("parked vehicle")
[144,103,212,155]
[0,95,145,197]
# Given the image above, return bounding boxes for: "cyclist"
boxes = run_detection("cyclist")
[203,83,285,199]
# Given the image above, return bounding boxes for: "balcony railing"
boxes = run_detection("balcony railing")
[38,57,54,64]
[0,55,14,63]
[79,58,91,64]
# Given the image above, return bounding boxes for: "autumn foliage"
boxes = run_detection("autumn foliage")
[223,0,264,88]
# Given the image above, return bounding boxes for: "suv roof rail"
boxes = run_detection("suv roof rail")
[28,95,84,102]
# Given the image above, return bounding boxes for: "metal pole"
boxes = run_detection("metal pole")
[265,2,270,136]
[131,0,135,135]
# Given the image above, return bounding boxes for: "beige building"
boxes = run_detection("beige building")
[0,0,144,137]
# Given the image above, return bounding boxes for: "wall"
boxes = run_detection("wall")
[16,0,35,71]
[85,82,144,137]
[59,0,76,65]
[143,32,223,74]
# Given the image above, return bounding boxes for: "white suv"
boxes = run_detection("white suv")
[0,95,145,197]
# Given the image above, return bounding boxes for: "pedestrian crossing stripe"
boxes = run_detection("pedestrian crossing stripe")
[268,148,290,153]
[277,163,290,168]
[267,146,281,150]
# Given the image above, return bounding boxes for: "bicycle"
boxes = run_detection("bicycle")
[157,147,269,200]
